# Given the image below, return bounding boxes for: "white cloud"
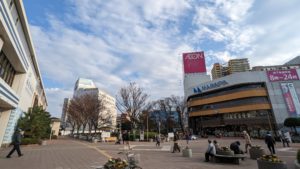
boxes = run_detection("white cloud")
[28,0,300,117]
[44,88,73,117]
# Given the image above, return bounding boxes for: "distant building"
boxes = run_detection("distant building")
[285,56,300,65]
[211,58,250,80]
[252,64,300,71]
[0,1,47,147]
[61,98,71,128]
[50,118,61,137]
[65,78,117,129]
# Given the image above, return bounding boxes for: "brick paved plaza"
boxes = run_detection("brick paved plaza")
[0,137,298,169]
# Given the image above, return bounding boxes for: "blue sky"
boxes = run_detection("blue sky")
[23,0,300,117]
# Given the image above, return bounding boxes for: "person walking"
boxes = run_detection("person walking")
[205,140,216,162]
[155,134,161,147]
[243,131,252,153]
[265,131,276,154]
[123,130,131,150]
[185,132,190,144]
[172,131,180,153]
[6,129,23,158]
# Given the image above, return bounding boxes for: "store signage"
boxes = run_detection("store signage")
[267,69,299,82]
[183,51,207,73]
[193,80,228,94]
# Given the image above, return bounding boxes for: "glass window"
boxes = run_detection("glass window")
[0,52,16,86]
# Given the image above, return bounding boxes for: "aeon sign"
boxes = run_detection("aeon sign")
[183,51,207,73]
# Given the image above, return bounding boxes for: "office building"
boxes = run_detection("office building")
[0,0,47,146]
[228,58,250,74]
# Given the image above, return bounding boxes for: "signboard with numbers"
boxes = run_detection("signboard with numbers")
[267,69,299,82]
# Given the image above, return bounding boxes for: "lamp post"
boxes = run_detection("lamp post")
[50,123,53,140]
[147,112,149,141]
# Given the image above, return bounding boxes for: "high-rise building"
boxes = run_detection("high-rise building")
[71,78,117,128]
[0,1,47,147]
[228,58,250,74]
[61,98,71,128]
[211,58,250,80]
[211,63,223,80]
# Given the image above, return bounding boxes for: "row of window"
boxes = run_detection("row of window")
[189,83,266,101]
[0,52,16,86]
[190,97,270,112]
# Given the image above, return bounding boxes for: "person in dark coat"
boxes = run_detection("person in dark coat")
[172,131,180,153]
[265,131,276,154]
[230,141,244,154]
[6,129,23,158]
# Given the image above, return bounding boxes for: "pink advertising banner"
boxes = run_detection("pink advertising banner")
[183,51,206,74]
[281,83,300,116]
[267,69,299,82]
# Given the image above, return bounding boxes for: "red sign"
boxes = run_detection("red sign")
[183,51,206,73]
[267,69,299,82]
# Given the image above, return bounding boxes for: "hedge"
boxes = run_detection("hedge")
[21,138,41,145]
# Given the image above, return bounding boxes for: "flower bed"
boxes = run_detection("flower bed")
[216,147,234,156]
[103,158,128,169]
[257,155,287,169]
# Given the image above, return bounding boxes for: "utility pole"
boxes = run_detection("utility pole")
[147,112,149,141]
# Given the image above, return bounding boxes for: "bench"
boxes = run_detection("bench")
[214,154,246,164]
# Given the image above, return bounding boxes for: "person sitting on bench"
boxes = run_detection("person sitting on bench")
[230,141,244,154]
[205,140,216,162]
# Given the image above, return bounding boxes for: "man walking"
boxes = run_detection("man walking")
[6,129,23,158]
[243,131,252,153]
[265,131,276,155]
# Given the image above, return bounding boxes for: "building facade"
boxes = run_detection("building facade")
[0,0,47,146]
[60,98,70,128]
[187,68,300,138]
[70,78,117,128]
[228,58,250,74]
[211,58,250,80]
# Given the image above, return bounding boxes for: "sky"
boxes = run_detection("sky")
[23,0,300,117]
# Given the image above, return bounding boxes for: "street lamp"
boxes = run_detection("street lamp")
[50,123,53,140]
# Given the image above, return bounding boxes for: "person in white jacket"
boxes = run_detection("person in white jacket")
[205,140,216,162]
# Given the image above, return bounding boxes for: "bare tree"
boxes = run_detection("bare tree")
[117,82,149,138]
[67,92,113,136]
[170,95,186,133]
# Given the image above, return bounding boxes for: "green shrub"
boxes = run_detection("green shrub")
[297,149,300,163]
[21,138,41,145]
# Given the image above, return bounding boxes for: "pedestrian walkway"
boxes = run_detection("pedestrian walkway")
[0,139,108,169]
[0,137,298,169]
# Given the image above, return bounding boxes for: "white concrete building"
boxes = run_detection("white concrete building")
[72,78,117,128]
[0,0,47,146]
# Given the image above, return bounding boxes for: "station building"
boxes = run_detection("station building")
[187,66,300,138]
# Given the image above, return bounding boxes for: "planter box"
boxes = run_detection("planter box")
[217,150,234,156]
[257,159,287,169]
[249,148,265,160]
[182,148,192,158]
[295,160,300,169]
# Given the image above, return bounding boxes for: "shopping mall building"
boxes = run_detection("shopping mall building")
[0,0,47,146]
[187,66,300,138]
